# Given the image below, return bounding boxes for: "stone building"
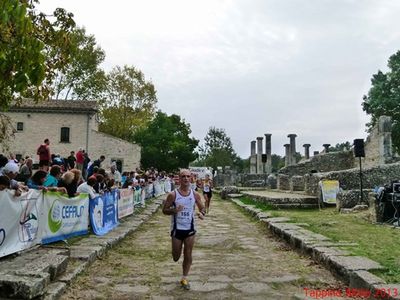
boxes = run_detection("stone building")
[3,100,141,172]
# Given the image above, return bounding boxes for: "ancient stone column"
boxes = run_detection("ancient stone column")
[250,140,257,174]
[264,133,272,174]
[323,144,331,153]
[256,137,263,174]
[303,144,311,159]
[284,144,290,167]
[287,134,297,166]
[251,141,256,156]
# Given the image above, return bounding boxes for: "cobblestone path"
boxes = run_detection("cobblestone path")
[61,197,349,299]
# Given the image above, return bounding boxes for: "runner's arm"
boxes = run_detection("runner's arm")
[162,192,182,215]
[194,192,206,216]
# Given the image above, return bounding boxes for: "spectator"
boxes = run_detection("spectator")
[58,171,79,197]
[44,165,62,187]
[75,148,84,171]
[77,176,97,199]
[37,138,51,171]
[87,155,105,178]
[93,174,105,194]
[17,158,33,183]
[0,162,28,196]
[67,151,76,170]
[109,162,122,187]
[26,170,48,189]
[82,151,90,180]
[0,175,10,191]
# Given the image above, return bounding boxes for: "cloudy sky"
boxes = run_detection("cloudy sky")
[38,0,400,158]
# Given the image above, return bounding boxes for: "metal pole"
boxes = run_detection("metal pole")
[359,156,363,203]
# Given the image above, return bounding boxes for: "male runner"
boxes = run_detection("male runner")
[162,169,206,290]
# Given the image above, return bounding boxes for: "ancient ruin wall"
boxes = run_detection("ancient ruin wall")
[304,162,400,196]
[278,151,355,177]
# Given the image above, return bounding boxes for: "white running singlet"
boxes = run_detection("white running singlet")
[171,189,196,231]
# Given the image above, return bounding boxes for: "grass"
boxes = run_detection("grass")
[238,196,400,283]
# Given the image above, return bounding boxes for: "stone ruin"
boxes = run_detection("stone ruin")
[215,116,400,222]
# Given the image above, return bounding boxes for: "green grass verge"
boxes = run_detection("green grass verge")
[238,196,400,283]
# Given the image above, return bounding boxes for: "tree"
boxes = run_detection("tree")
[362,50,400,152]
[271,154,284,172]
[98,65,157,141]
[52,27,106,100]
[329,142,351,152]
[133,112,199,172]
[198,127,241,171]
[0,0,76,146]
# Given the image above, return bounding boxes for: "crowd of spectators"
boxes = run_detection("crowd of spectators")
[0,139,176,200]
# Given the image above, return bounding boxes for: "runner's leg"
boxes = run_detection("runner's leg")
[182,235,195,276]
[204,194,210,213]
[172,237,183,262]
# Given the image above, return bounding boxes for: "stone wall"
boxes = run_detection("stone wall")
[5,111,97,159]
[89,130,141,172]
[304,162,400,196]
[278,151,355,177]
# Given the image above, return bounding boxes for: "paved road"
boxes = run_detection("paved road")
[61,196,349,299]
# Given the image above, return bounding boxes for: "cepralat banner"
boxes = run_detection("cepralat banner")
[0,189,42,257]
[41,192,89,244]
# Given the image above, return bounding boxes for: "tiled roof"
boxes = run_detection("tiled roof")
[8,99,98,114]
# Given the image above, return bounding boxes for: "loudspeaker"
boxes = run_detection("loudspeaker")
[261,154,267,163]
[353,139,365,157]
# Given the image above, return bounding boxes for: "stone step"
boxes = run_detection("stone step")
[0,248,69,299]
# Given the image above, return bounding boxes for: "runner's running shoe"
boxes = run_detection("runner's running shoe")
[180,279,190,290]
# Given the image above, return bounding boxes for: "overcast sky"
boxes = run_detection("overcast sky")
[38,0,400,158]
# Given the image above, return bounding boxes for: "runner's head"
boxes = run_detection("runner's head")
[179,169,191,188]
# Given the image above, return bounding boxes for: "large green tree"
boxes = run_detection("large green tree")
[98,65,157,141]
[198,127,241,171]
[133,112,198,172]
[362,50,400,152]
[0,0,76,147]
[52,27,106,100]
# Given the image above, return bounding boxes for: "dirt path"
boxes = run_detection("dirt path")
[61,196,349,299]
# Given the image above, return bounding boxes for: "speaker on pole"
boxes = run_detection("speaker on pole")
[354,139,365,157]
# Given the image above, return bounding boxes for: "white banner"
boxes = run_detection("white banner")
[117,189,134,219]
[319,180,340,204]
[0,189,42,258]
[40,192,89,244]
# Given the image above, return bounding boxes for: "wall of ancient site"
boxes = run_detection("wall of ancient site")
[303,162,400,196]
[278,151,355,177]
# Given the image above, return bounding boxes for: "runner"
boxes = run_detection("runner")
[162,169,206,290]
[202,174,213,213]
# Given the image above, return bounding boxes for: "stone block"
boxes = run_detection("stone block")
[327,256,384,283]
[277,174,290,191]
[42,281,67,300]
[290,175,305,191]
[349,270,386,289]
[0,273,49,299]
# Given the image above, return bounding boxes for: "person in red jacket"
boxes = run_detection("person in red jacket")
[75,148,85,171]
[37,139,51,171]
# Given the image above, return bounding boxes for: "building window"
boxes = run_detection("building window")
[17,122,23,131]
[60,127,70,143]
